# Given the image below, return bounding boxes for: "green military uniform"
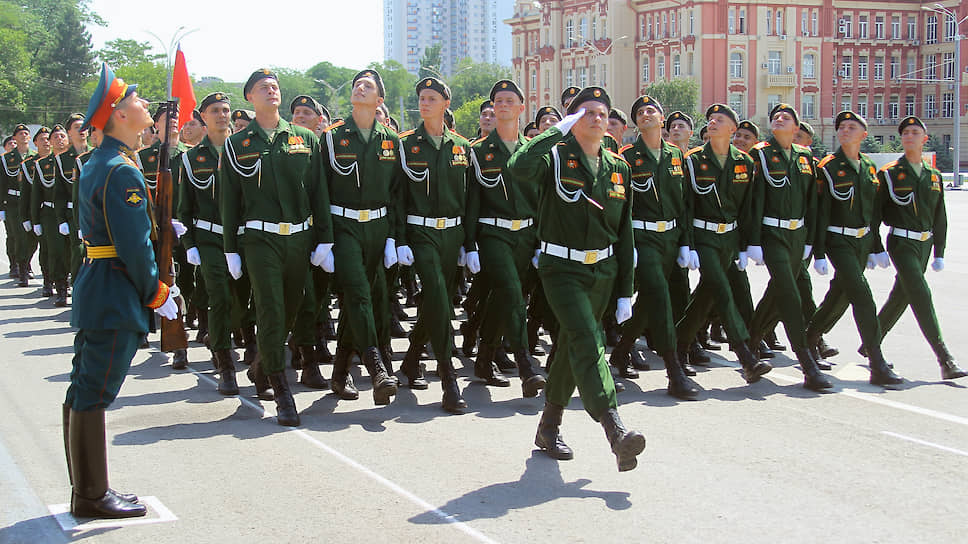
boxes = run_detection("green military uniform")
[56,144,88,282]
[20,154,46,286]
[1,146,35,281]
[33,153,71,296]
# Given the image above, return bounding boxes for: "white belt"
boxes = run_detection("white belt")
[539,241,613,265]
[7,189,19,197]
[331,205,387,223]
[244,218,311,236]
[763,216,804,230]
[67,202,73,209]
[193,218,235,235]
[478,217,533,232]
[890,227,932,242]
[693,218,737,234]
[827,225,869,238]
[42,201,54,208]
[407,214,461,230]
[632,219,677,233]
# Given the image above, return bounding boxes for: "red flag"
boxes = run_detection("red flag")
[171,46,196,130]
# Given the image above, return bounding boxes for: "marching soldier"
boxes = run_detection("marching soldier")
[291,94,326,136]
[67,63,177,519]
[56,113,91,285]
[478,99,495,138]
[806,111,902,387]
[32,124,72,305]
[1,124,34,286]
[665,112,693,152]
[22,127,51,295]
[232,109,254,133]
[611,95,699,399]
[509,86,645,471]
[867,116,966,380]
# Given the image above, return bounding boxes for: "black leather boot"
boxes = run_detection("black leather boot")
[600,409,646,472]
[330,347,360,400]
[817,335,839,358]
[69,409,146,518]
[267,372,300,426]
[527,318,545,356]
[734,342,772,383]
[494,344,516,371]
[194,308,208,344]
[534,402,573,460]
[809,344,832,370]
[9,262,18,279]
[362,347,397,405]
[215,349,240,395]
[438,358,467,413]
[629,345,650,371]
[474,344,510,387]
[241,324,258,365]
[381,344,394,376]
[54,280,68,307]
[42,278,53,297]
[795,348,833,391]
[710,322,728,343]
[698,326,721,351]
[689,340,711,365]
[171,348,188,370]
[459,321,478,357]
[609,335,639,379]
[63,405,138,505]
[765,330,786,351]
[514,348,546,398]
[17,261,29,287]
[401,343,428,389]
[676,343,697,376]
[758,340,776,359]
[868,346,903,387]
[246,354,274,400]
[298,345,329,389]
[663,351,699,400]
[933,342,968,380]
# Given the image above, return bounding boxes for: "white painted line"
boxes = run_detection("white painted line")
[187,366,500,544]
[881,431,968,457]
[48,496,177,531]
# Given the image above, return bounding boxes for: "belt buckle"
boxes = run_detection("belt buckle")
[920,231,930,241]
[855,227,866,238]
[583,250,598,265]
[358,210,370,222]
[511,219,521,231]
[435,218,446,230]
[656,221,666,233]
[788,219,798,230]
[716,223,726,234]
[278,222,291,235]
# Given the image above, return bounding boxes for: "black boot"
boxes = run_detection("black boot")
[600,409,646,472]
[629,346,650,371]
[390,314,408,338]
[527,318,545,356]
[54,279,68,307]
[241,324,258,365]
[63,405,138,505]
[400,343,428,390]
[459,321,478,357]
[381,344,394,376]
[933,342,968,380]
[171,348,188,370]
[609,336,639,379]
[514,349,546,398]
[17,261,29,287]
[69,409,146,519]
[9,262,18,279]
[817,335,839,358]
[868,346,904,387]
[438,358,467,413]
[215,349,240,395]
[663,351,699,400]
[363,347,397,405]
[233,328,245,348]
[288,336,301,370]
[194,308,208,344]
[765,330,786,351]
[330,347,359,400]
[298,346,329,389]
[675,343,697,376]
[43,278,53,297]
[316,340,333,364]
[689,341,711,365]
[474,344,510,387]
[534,402,573,460]
[758,340,776,359]
[493,344,516,371]
[698,327,721,351]
[246,354,274,400]
[604,319,621,347]
[267,372,300,426]
[809,344,832,370]
[710,322,728,343]
[185,304,197,329]
[795,348,833,391]
[734,342,772,383]
[323,314,337,339]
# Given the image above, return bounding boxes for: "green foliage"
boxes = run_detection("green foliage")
[418,43,443,81]
[860,135,883,154]
[925,135,953,172]
[447,58,512,114]
[272,67,317,122]
[306,61,357,118]
[642,79,701,122]
[453,97,487,140]
[809,137,830,159]
[96,39,167,102]
[367,59,418,128]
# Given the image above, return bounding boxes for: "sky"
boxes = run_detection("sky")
[86,0,385,82]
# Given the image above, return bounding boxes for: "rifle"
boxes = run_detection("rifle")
[154,100,189,353]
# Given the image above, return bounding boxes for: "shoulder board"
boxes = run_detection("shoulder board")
[817,154,836,168]
[752,141,770,150]
[684,146,704,157]
[618,143,634,153]
[470,136,487,146]
[736,149,752,160]
[792,143,809,154]
[449,128,466,139]
[879,160,899,173]
[606,149,630,166]
[323,120,345,133]
[398,129,416,138]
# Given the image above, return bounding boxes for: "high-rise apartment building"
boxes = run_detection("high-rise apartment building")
[384,0,514,76]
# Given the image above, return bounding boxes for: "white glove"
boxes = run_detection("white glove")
[675,246,689,268]
[155,284,180,320]
[225,252,243,279]
[0,211,5,221]
[633,248,638,269]
[802,245,813,261]
[615,297,633,325]
[77,230,83,241]
[554,107,586,136]
[58,222,69,236]
[33,224,42,236]
[736,251,748,271]
[688,250,700,270]
[22,220,31,231]
[383,238,397,269]
[310,242,335,272]
[532,249,540,269]
[397,245,414,266]
[457,246,467,267]
[814,258,829,275]
[866,254,877,270]
[186,247,201,265]
[171,219,187,238]
[466,250,481,275]
[320,250,335,273]
[932,257,944,272]
[874,251,890,269]
[746,245,764,265]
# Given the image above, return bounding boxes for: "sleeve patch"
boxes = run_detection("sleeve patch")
[125,188,145,206]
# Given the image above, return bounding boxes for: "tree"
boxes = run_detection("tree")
[418,43,443,81]
[306,61,357,117]
[366,59,418,127]
[272,67,317,122]
[809,137,830,159]
[95,39,167,102]
[447,58,512,113]
[641,79,701,123]
[860,135,883,154]
[453,96,487,139]
[925,135,953,173]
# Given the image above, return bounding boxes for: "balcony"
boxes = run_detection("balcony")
[766,74,796,87]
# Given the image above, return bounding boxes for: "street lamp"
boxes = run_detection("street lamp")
[923,4,966,184]
[145,26,200,98]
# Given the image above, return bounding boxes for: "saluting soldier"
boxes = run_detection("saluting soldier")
[611,95,699,400]
[55,113,91,285]
[22,127,51,295]
[395,77,472,413]
[311,69,399,405]
[806,111,902,387]
[32,124,72,305]
[676,104,772,384]
[509,86,645,471]
[1,124,35,286]
[221,69,327,426]
[744,104,832,391]
[67,63,177,519]
[464,79,546,397]
[867,116,966,381]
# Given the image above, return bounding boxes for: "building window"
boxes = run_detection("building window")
[590,65,596,85]
[859,15,868,39]
[874,97,884,119]
[942,93,954,118]
[729,93,744,118]
[657,55,666,79]
[566,19,575,47]
[841,55,852,79]
[738,9,746,34]
[858,56,868,80]
[531,69,536,90]
[803,54,815,78]
[565,69,574,87]
[673,54,681,77]
[776,9,783,35]
[943,53,955,80]
[803,94,816,119]
[602,64,607,87]
[889,97,899,119]
[812,12,818,36]
[690,10,695,35]
[671,11,677,37]
[687,53,694,75]
[945,14,957,41]
[544,69,550,89]
[662,13,668,38]
[873,57,884,80]
[591,17,597,40]
[842,96,852,113]
[857,96,868,118]
[801,11,808,35]
[925,94,936,118]
[730,52,744,78]
[926,15,937,44]
[891,17,900,39]
[766,9,772,35]
[926,54,937,80]
[841,15,852,38]
[872,16,883,40]
[890,56,899,80]
[640,16,646,40]
[907,17,916,41]
[768,94,781,114]
[578,66,587,87]
[906,95,915,116]
[641,56,650,82]
[654,15,660,39]
[768,51,782,75]
[580,17,588,43]
[729,9,735,34]
[907,55,916,79]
